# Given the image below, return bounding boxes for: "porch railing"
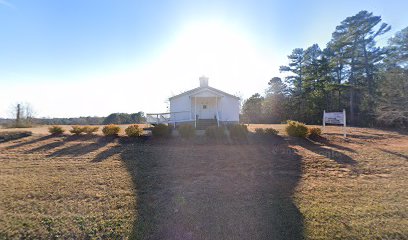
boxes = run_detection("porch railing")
[147,110,222,128]
[146,113,171,125]
[146,111,191,126]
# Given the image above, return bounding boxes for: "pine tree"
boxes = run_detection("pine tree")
[263,77,288,123]
[329,10,390,125]
[376,27,408,128]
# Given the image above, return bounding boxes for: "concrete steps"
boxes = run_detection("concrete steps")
[196,119,217,130]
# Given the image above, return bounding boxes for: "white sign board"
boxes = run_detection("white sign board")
[324,112,345,125]
[323,109,347,137]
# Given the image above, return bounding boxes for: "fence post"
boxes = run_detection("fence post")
[343,109,347,138]
[216,97,219,127]
[194,97,197,129]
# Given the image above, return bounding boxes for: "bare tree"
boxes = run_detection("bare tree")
[16,103,21,125]
[23,102,35,122]
[9,102,35,127]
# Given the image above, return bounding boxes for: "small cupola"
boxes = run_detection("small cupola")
[199,76,209,87]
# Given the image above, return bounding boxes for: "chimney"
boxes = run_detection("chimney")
[199,76,209,87]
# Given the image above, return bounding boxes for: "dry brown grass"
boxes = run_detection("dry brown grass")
[0,124,147,136]
[0,136,136,239]
[0,124,407,239]
[290,126,408,239]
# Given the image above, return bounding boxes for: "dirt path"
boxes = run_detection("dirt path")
[122,141,303,240]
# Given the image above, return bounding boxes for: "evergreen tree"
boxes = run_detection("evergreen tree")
[329,10,390,125]
[241,11,405,129]
[242,93,264,123]
[263,77,288,123]
[280,48,305,94]
[386,26,408,67]
[280,48,307,121]
[376,27,408,128]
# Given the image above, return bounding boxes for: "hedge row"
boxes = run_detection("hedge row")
[48,124,143,137]
[47,122,321,139]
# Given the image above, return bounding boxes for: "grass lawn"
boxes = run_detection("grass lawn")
[0,125,407,239]
[0,135,136,239]
[0,124,147,136]
[292,130,408,239]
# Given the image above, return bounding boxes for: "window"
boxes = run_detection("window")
[203,105,207,109]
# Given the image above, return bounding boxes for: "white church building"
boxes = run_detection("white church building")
[147,76,240,128]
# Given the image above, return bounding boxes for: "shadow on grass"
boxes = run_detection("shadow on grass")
[91,145,121,162]
[297,138,357,166]
[120,142,167,239]
[249,133,286,145]
[26,137,67,153]
[46,136,115,157]
[19,134,115,156]
[325,132,400,141]
[90,137,150,162]
[116,139,304,239]
[6,135,55,149]
[0,131,32,143]
[378,148,408,160]
[311,135,357,153]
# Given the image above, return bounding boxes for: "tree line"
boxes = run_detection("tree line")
[242,11,408,129]
[38,112,146,125]
[1,104,146,127]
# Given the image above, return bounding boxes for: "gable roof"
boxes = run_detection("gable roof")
[169,86,240,100]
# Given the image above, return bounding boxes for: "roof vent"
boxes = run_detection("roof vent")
[199,76,209,87]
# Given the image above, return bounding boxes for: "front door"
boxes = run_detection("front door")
[200,102,211,119]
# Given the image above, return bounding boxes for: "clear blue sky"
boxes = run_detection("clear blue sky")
[1,0,407,117]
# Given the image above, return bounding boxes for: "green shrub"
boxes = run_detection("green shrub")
[48,126,65,135]
[285,120,308,138]
[125,124,143,137]
[102,124,120,136]
[265,128,279,135]
[255,128,279,136]
[228,124,248,142]
[205,126,226,140]
[178,124,195,139]
[69,126,85,135]
[82,126,99,135]
[308,127,322,138]
[254,128,265,135]
[151,124,171,137]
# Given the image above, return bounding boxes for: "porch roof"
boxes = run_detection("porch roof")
[189,88,225,98]
[169,86,240,100]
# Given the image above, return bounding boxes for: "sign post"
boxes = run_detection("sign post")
[343,109,346,138]
[323,109,347,138]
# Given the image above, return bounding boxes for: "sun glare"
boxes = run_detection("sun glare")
[0,21,275,116]
[140,21,273,103]
[169,21,257,74]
